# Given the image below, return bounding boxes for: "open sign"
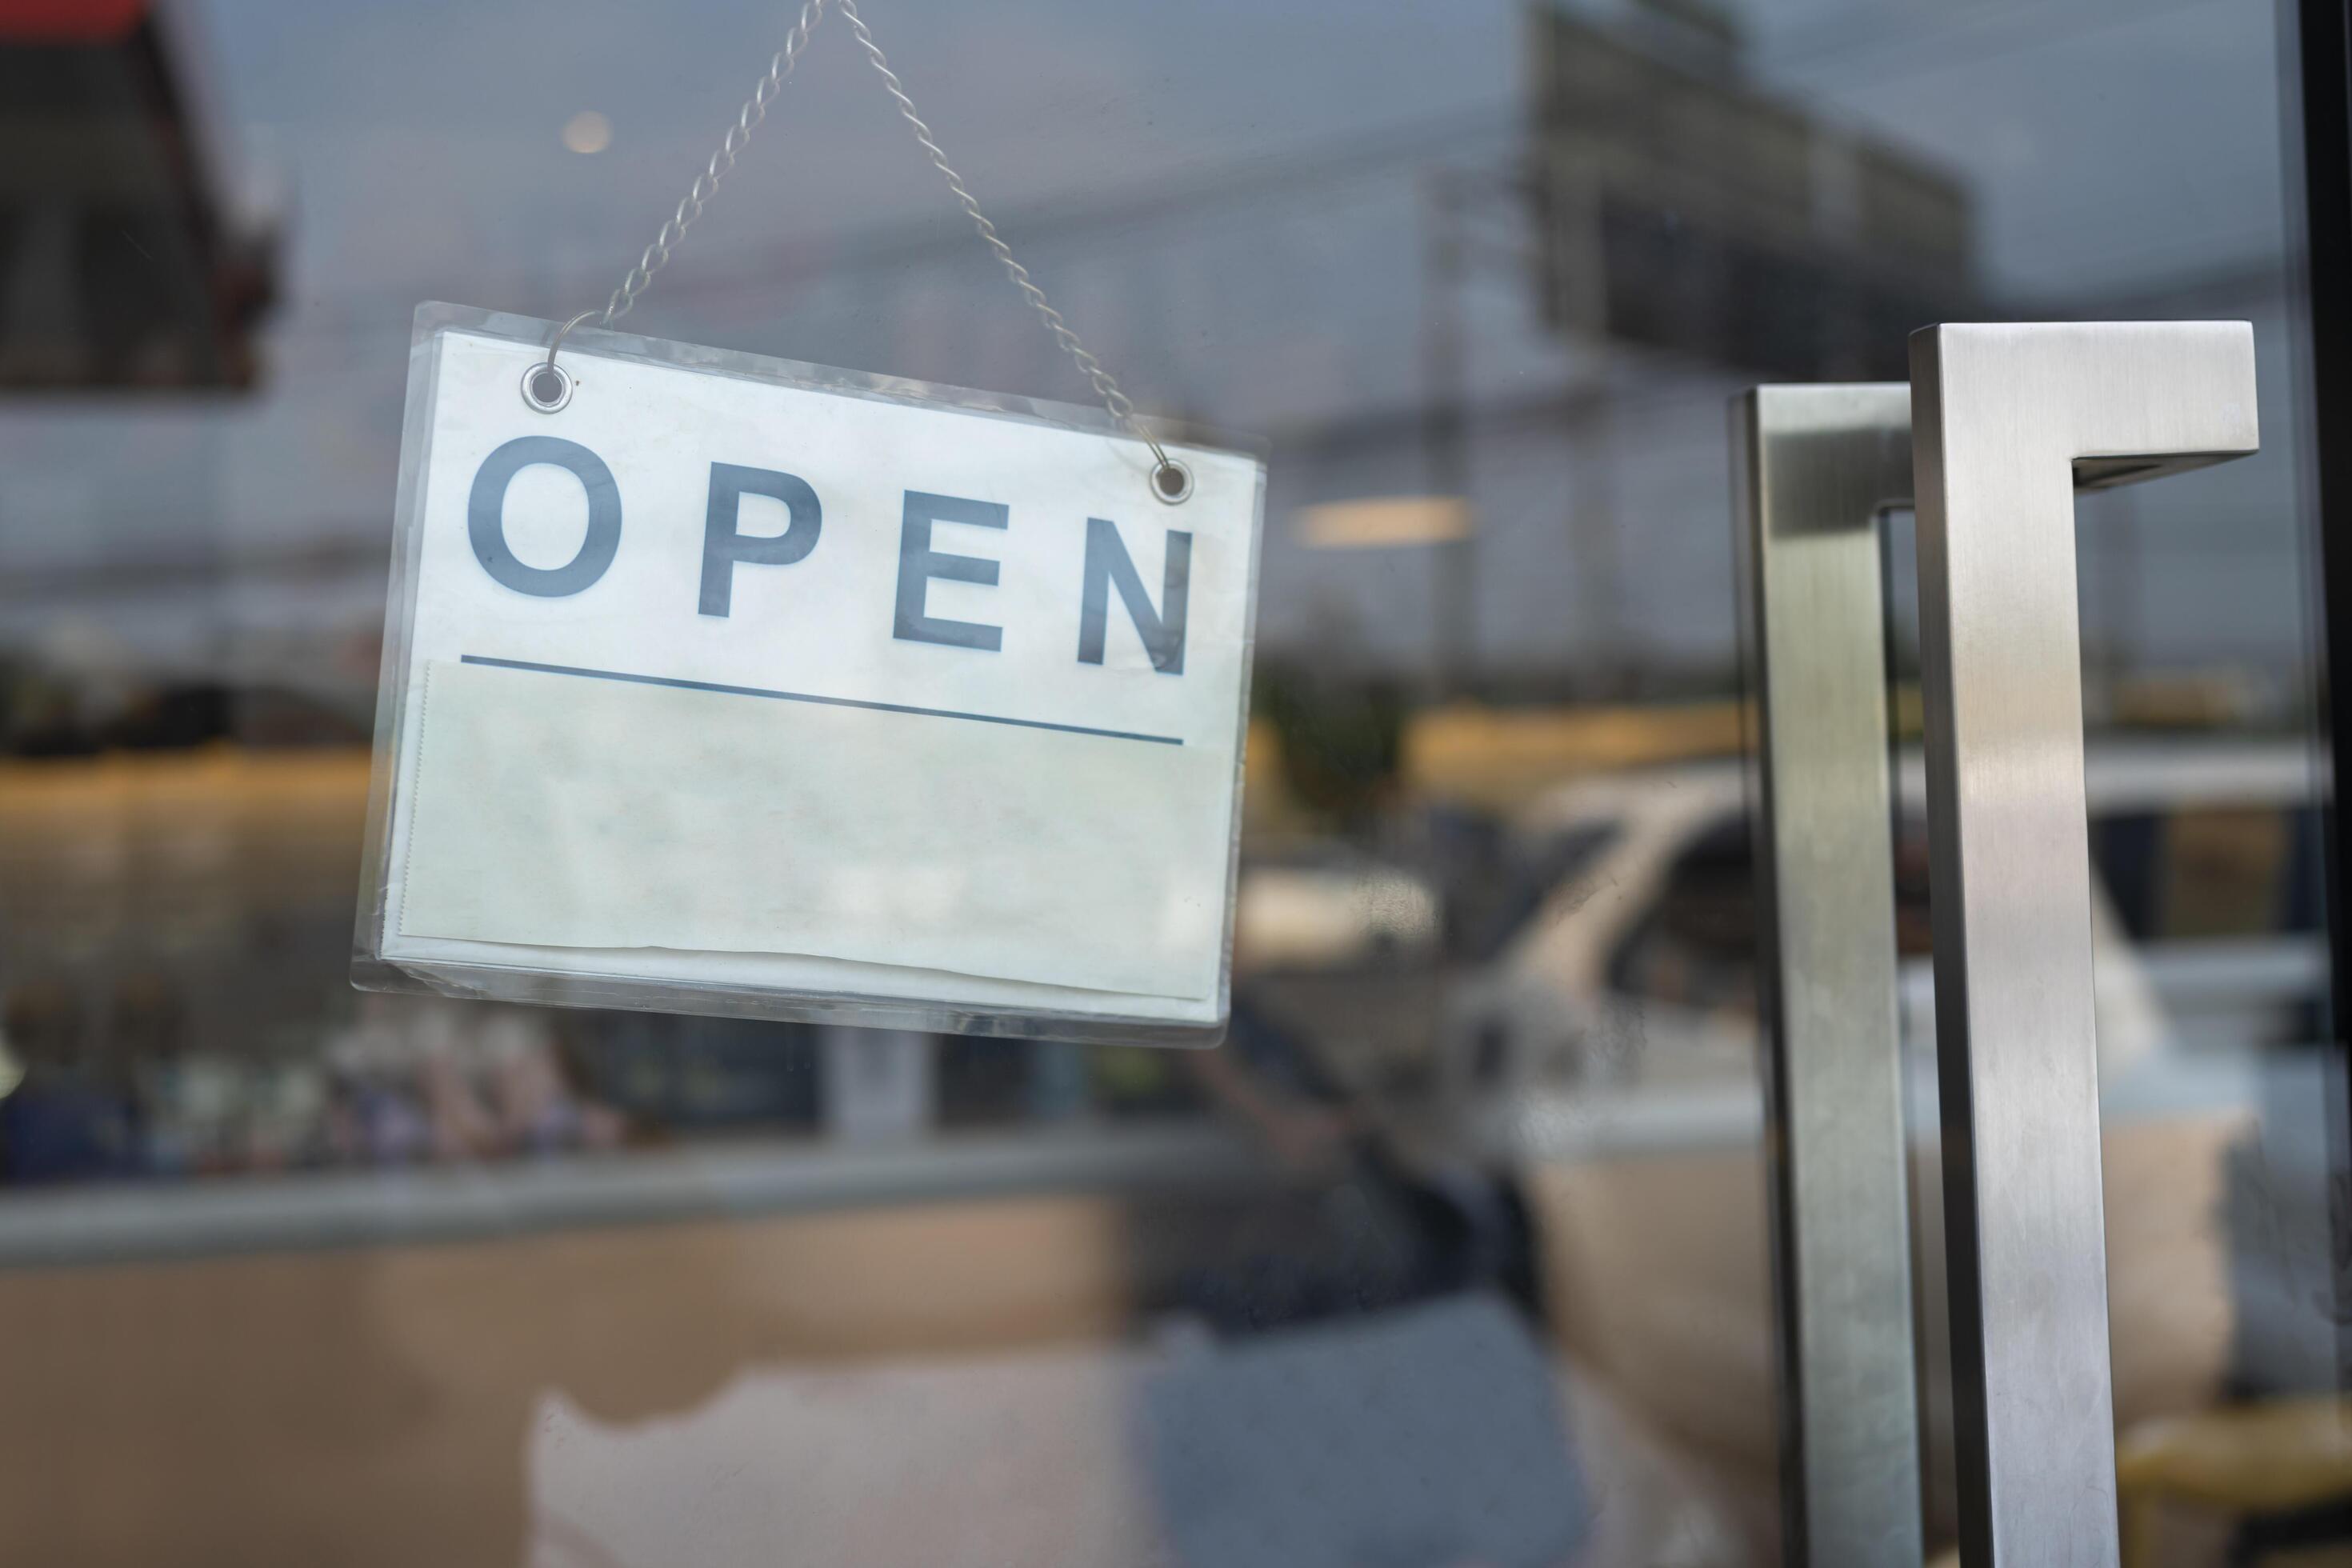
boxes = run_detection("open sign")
[355,304,1264,1044]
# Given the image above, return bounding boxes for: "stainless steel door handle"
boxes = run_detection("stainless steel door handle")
[1910,322,2258,1566]
[1735,384,1922,1568]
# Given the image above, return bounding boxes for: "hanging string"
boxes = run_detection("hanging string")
[534,0,1186,500]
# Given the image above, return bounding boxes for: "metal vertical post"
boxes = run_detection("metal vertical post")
[1736,384,1922,1566]
[1909,321,2258,1565]
[2288,0,2352,1398]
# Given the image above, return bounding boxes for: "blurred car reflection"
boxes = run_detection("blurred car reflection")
[1446,738,2327,1550]
[1447,740,2322,1098]
[1232,843,1441,973]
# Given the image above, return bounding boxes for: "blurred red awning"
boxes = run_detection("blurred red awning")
[0,0,278,391]
[0,1,149,43]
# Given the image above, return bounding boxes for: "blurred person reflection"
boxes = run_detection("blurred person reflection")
[324,995,623,1166]
[0,978,134,1182]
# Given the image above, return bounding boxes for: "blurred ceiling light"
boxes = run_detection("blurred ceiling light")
[562,110,613,154]
[1296,496,1473,550]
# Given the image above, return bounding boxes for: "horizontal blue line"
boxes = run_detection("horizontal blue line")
[459,654,1185,746]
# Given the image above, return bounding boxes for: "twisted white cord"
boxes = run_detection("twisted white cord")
[833,0,1150,446]
[601,0,826,326]
[587,0,1162,461]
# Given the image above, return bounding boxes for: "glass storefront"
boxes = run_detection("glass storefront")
[0,0,2342,1562]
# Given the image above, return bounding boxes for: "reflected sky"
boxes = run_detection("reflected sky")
[0,0,2308,693]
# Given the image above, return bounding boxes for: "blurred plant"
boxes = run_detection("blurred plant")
[1254,663,1406,827]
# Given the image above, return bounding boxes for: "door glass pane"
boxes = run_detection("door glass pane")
[0,2,2334,1564]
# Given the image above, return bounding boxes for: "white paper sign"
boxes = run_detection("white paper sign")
[358,305,1263,1042]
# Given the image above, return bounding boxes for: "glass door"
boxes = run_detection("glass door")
[0,2,2343,1566]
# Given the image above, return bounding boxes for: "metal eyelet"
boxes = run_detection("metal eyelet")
[1150,458,1194,506]
[521,362,574,414]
